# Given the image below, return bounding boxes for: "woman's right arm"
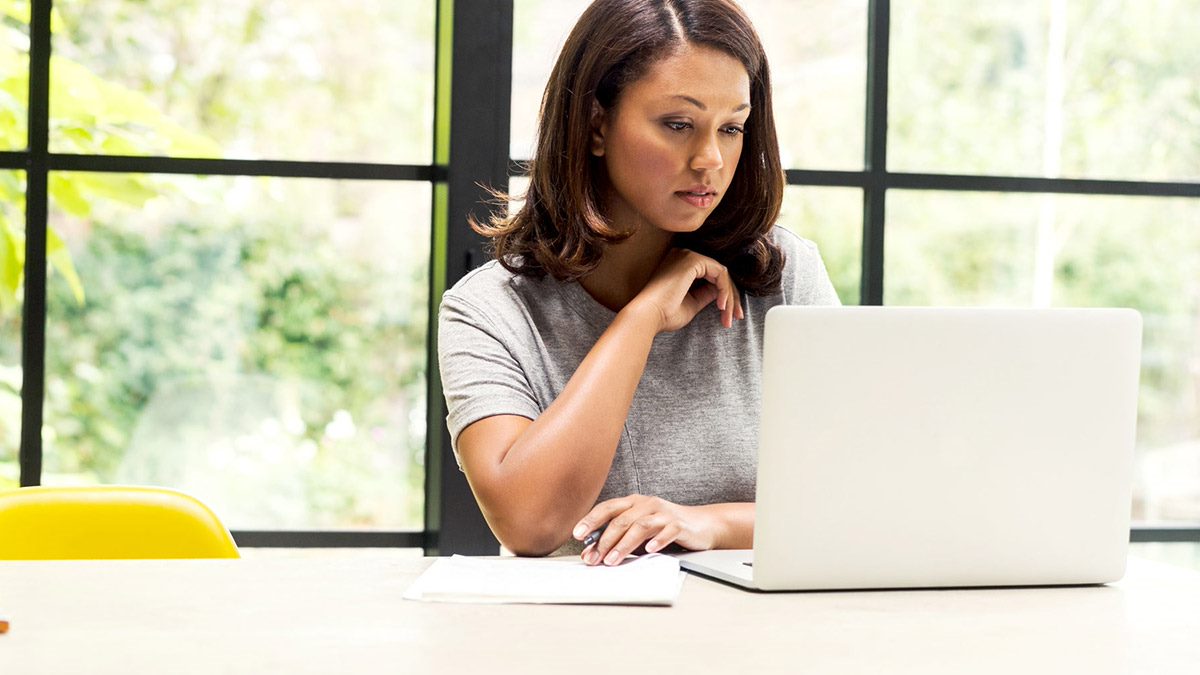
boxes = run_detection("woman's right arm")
[455,249,743,555]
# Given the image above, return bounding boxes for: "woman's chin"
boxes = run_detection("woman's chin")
[654,217,709,235]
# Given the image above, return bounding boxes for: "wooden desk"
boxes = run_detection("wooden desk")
[2,553,1198,674]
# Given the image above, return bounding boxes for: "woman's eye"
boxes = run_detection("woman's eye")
[665,121,691,132]
[722,126,745,136]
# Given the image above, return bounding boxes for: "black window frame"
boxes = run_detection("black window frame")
[8,0,1198,552]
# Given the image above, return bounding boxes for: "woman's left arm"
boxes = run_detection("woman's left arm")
[572,496,754,566]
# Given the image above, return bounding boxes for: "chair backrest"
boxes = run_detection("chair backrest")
[0,485,240,560]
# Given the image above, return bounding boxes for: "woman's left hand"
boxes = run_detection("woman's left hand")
[571,494,720,566]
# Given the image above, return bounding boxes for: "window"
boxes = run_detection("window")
[8,0,1198,551]
[888,1,1200,528]
[45,174,431,530]
[890,0,1200,181]
[889,191,1200,525]
[5,0,437,544]
[51,0,435,164]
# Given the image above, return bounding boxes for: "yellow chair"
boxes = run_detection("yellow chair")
[0,485,240,559]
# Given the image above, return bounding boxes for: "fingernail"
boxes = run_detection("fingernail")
[572,523,586,539]
[604,550,620,566]
[646,539,658,553]
[586,550,600,565]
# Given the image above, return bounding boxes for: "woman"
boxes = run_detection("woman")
[438,0,839,564]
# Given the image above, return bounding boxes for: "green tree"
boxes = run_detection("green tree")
[2,0,433,529]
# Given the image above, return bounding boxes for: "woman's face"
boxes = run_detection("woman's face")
[592,42,751,236]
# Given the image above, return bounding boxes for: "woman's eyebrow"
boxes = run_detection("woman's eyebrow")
[667,94,751,113]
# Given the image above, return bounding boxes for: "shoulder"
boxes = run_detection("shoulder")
[768,225,839,306]
[440,259,562,327]
[444,260,517,306]
[771,225,824,282]
[439,261,517,328]
[771,225,822,264]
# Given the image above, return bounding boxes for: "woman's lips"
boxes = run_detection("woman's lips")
[676,191,715,208]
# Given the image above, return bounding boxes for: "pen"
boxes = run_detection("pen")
[582,525,606,549]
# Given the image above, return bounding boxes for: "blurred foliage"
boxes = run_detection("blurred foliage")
[1,0,432,526]
[1,0,222,313]
[885,0,1200,472]
[890,0,1200,180]
[51,0,434,162]
[42,186,429,526]
[4,0,1198,521]
[887,192,1200,454]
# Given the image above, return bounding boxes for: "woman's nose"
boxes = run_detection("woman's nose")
[690,133,724,172]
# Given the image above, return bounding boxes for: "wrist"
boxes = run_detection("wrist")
[616,298,664,336]
[688,504,727,550]
[695,503,754,550]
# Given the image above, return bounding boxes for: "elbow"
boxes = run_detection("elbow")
[462,453,579,556]
[475,482,572,556]
[489,514,570,557]
[504,538,563,558]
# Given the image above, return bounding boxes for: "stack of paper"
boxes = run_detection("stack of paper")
[403,553,686,606]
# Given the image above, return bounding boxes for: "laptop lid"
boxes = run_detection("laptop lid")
[751,307,1141,591]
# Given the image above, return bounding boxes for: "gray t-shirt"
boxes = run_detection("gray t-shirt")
[437,227,840,548]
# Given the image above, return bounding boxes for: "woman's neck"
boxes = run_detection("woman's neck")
[579,217,674,313]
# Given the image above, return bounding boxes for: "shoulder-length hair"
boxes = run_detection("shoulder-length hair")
[475,0,785,295]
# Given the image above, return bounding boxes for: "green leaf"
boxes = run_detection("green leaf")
[0,0,30,25]
[71,172,158,207]
[96,128,145,155]
[47,55,222,158]
[49,173,92,218]
[0,170,23,205]
[50,124,94,153]
[0,215,23,311]
[46,225,84,305]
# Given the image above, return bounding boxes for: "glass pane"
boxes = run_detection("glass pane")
[886,191,1038,306]
[778,186,861,304]
[50,0,435,163]
[0,3,29,150]
[0,170,22,489]
[890,0,1200,181]
[741,0,866,170]
[507,174,529,219]
[44,172,431,530]
[1129,542,1200,573]
[886,190,1200,524]
[510,0,589,160]
[510,0,867,170]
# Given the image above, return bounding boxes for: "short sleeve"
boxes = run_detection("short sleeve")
[800,239,841,306]
[776,227,842,306]
[437,292,541,466]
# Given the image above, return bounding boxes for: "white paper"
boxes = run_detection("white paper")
[403,553,686,606]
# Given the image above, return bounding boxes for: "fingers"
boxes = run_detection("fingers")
[605,512,666,565]
[572,497,634,543]
[694,254,743,329]
[644,521,682,554]
[577,495,690,566]
[637,248,745,333]
[586,512,663,566]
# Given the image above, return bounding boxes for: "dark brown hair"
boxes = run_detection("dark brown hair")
[474,0,785,295]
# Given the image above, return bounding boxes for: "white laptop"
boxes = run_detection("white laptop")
[674,306,1142,591]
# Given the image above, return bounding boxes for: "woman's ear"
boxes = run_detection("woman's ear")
[589,100,607,157]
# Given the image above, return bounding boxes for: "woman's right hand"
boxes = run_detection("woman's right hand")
[628,248,745,332]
